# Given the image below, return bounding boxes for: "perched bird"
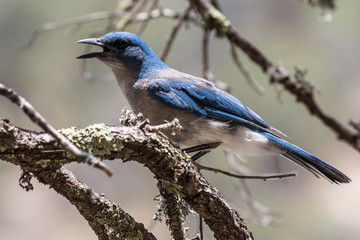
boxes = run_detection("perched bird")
[77,32,350,183]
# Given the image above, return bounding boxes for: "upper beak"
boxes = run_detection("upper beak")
[76,38,105,59]
[77,38,103,46]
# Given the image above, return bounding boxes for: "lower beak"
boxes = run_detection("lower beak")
[76,38,105,59]
[77,52,104,59]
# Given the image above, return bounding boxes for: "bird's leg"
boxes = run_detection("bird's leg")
[182,142,221,153]
[183,142,221,161]
[190,150,211,161]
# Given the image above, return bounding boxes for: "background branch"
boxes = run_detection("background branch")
[189,0,360,152]
[160,5,192,61]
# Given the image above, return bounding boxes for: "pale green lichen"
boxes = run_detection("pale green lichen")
[159,179,184,199]
[36,159,51,168]
[0,146,7,152]
[58,124,125,157]
[204,4,231,37]
[95,202,123,225]
[150,132,191,182]
[94,202,144,240]
[35,158,69,168]
[3,154,17,161]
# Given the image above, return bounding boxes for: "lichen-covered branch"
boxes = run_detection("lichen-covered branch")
[0,119,156,239]
[157,181,186,240]
[38,166,157,240]
[0,82,112,176]
[0,119,253,240]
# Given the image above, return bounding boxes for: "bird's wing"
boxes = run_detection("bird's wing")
[146,76,272,132]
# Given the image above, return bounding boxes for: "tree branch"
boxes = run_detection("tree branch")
[0,121,156,239]
[160,5,192,61]
[0,83,113,176]
[37,166,157,240]
[157,181,186,240]
[230,43,265,95]
[189,0,360,152]
[22,8,200,49]
[0,119,253,240]
[193,161,296,181]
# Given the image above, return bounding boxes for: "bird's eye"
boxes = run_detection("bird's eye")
[114,39,129,49]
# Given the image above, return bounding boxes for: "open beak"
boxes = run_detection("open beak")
[76,38,106,59]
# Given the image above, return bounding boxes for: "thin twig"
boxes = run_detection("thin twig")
[350,120,360,133]
[22,8,200,49]
[202,28,230,91]
[225,151,283,226]
[230,43,265,95]
[193,161,296,180]
[130,8,199,24]
[116,0,149,31]
[0,83,112,176]
[22,10,124,48]
[136,0,159,35]
[160,5,192,61]
[145,118,183,133]
[202,29,213,81]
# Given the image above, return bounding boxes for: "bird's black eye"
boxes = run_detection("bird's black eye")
[114,39,129,49]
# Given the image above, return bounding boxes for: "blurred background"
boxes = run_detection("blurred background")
[1,0,360,239]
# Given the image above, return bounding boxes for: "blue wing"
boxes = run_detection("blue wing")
[146,76,271,132]
[146,76,351,183]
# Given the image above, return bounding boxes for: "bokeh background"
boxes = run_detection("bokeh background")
[1,0,360,239]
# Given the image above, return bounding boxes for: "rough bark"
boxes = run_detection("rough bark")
[0,119,253,240]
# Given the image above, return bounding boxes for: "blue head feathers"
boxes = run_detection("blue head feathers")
[77,32,168,78]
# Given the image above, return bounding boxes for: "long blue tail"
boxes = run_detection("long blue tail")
[262,132,351,184]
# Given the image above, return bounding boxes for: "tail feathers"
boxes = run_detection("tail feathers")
[263,132,351,184]
[282,151,350,184]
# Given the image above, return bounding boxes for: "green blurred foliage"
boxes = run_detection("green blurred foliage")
[1,0,360,239]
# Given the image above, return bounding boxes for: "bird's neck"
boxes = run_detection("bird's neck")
[137,51,169,80]
[111,50,169,97]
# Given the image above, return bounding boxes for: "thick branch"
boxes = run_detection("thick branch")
[37,166,157,240]
[0,119,253,240]
[0,119,156,239]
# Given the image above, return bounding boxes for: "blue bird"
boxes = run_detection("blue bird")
[77,32,350,184]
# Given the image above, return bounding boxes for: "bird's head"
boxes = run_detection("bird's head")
[77,32,168,78]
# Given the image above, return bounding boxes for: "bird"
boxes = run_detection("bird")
[77,32,350,184]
